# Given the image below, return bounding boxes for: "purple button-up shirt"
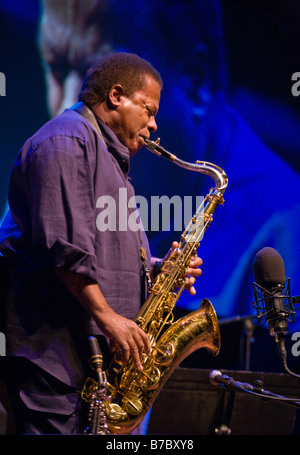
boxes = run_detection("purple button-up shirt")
[0,108,151,387]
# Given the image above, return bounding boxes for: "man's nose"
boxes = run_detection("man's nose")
[147,116,158,133]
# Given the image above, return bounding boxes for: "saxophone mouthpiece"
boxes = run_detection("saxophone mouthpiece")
[140,135,176,161]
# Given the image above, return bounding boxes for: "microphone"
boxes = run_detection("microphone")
[209,370,254,392]
[252,247,295,337]
[252,247,300,378]
[209,370,300,406]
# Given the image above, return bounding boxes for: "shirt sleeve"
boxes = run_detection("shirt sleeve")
[22,134,98,282]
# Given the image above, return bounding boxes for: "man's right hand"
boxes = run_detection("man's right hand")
[56,268,151,371]
[98,309,151,371]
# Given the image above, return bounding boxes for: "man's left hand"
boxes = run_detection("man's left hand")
[160,241,203,295]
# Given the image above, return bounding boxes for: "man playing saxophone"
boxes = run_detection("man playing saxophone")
[0,52,202,435]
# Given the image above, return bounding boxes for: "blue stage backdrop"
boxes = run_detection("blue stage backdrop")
[1,0,300,372]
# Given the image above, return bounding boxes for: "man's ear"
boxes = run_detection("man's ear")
[108,84,125,108]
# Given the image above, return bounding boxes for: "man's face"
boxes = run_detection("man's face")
[113,76,161,156]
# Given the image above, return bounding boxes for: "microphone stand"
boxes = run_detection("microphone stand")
[209,370,300,410]
[240,317,255,371]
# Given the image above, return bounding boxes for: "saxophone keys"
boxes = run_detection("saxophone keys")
[81,377,98,402]
[105,402,128,422]
[124,397,144,416]
[137,365,161,390]
[154,342,175,365]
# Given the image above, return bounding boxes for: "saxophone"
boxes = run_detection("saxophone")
[83,137,228,435]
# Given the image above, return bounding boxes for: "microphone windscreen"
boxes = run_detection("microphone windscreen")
[252,247,286,289]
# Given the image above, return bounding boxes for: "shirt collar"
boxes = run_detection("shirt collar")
[96,118,130,176]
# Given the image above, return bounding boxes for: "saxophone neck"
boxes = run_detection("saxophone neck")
[141,136,228,194]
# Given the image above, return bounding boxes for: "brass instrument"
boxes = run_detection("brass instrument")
[83,137,228,435]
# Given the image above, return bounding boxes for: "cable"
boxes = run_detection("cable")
[277,336,300,379]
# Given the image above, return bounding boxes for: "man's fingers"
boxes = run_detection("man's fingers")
[130,328,151,371]
[118,342,130,365]
[186,266,202,277]
[116,325,151,371]
[138,327,151,355]
[130,345,143,371]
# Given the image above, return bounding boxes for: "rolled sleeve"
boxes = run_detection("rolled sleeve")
[21,134,98,281]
